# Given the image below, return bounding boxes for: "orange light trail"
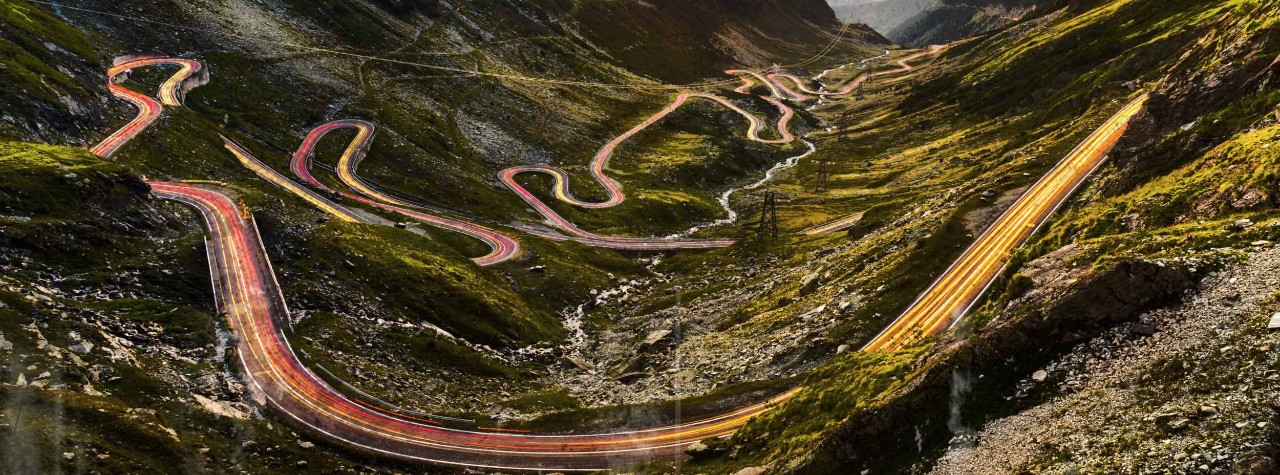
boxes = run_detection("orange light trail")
[863,95,1149,352]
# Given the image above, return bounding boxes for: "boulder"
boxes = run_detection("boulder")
[69,341,94,354]
[1129,322,1156,336]
[563,355,595,371]
[639,329,674,352]
[684,439,728,460]
[799,272,822,296]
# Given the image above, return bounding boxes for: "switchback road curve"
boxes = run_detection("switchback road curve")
[281,120,522,266]
[91,56,207,158]
[151,180,793,471]
[107,47,1145,471]
[863,95,1150,352]
[497,91,794,248]
[223,135,370,224]
[768,45,949,102]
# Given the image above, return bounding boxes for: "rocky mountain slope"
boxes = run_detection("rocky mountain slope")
[674,0,1280,473]
[829,0,1064,47]
[888,0,1064,47]
[0,0,892,472]
[7,0,1278,472]
[829,0,934,35]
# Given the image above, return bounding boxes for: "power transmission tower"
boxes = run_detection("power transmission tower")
[757,190,779,241]
[814,159,832,192]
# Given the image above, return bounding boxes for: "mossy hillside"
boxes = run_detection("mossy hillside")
[283,221,562,347]
[0,141,132,218]
[0,0,104,141]
[0,300,427,475]
[907,0,1255,126]
[686,349,923,474]
[1031,121,1280,263]
[0,142,214,307]
[566,0,882,83]
[0,145,419,474]
[711,1,1280,472]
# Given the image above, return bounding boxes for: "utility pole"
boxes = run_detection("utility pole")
[757,190,779,241]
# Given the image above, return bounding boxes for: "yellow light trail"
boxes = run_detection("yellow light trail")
[864,94,1149,352]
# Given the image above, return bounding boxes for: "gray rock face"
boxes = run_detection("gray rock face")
[930,247,1280,474]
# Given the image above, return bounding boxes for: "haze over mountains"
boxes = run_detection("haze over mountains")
[830,0,1060,46]
[828,0,934,36]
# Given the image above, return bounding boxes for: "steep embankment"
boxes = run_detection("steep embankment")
[675,0,1280,473]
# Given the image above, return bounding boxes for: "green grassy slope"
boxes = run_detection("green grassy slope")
[0,143,434,474]
[668,0,1280,473]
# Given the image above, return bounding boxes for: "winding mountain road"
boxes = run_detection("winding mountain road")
[769,45,948,101]
[285,120,522,266]
[91,56,206,158]
[93,44,1147,471]
[496,91,796,249]
[149,183,802,470]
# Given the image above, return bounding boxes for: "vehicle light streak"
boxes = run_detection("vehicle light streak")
[222,135,368,224]
[287,120,523,266]
[497,91,795,249]
[91,56,206,158]
[863,95,1149,352]
[147,183,801,470]
[801,213,865,235]
[768,45,948,101]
